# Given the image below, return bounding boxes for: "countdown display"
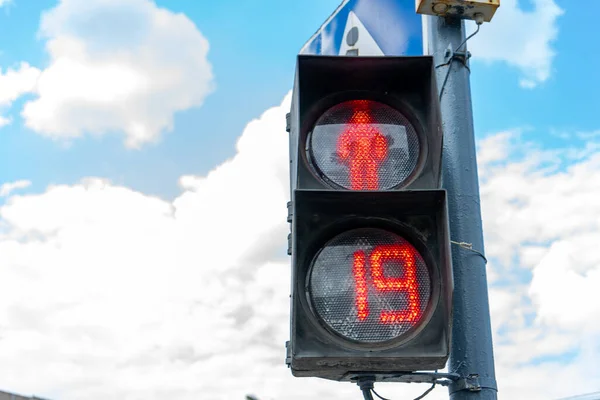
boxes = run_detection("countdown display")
[308,228,431,343]
[308,100,421,191]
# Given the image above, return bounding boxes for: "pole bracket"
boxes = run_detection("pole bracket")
[351,371,497,393]
[436,44,471,72]
[351,371,460,386]
[448,374,498,394]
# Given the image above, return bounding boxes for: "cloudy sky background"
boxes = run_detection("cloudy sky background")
[0,0,599,399]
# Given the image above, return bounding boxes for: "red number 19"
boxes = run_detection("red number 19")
[352,244,421,324]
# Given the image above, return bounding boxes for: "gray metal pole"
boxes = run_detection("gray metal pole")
[426,15,498,400]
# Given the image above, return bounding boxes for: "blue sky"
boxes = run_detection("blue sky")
[0,0,341,198]
[0,0,596,198]
[0,1,599,399]
[471,0,600,151]
[1,0,596,200]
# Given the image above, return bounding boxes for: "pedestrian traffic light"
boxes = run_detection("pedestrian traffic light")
[285,55,453,382]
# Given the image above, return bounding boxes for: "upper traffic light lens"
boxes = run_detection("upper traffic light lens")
[308,228,431,343]
[308,100,420,191]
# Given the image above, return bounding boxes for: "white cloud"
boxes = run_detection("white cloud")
[0,179,31,197]
[468,0,564,88]
[0,62,41,106]
[0,61,40,128]
[20,0,214,148]
[476,129,519,167]
[0,94,291,400]
[479,133,600,291]
[3,90,600,399]
[577,130,600,140]
[477,130,600,399]
[0,115,11,127]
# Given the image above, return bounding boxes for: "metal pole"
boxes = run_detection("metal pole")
[426,15,498,399]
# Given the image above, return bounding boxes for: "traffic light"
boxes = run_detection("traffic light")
[285,55,453,382]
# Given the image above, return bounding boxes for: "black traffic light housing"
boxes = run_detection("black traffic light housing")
[286,55,453,382]
[289,189,452,380]
[289,56,444,192]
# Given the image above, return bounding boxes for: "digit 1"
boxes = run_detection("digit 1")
[370,244,421,324]
[353,250,369,321]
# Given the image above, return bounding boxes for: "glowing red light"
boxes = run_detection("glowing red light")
[337,100,388,190]
[351,244,422,325]
[352,250,369,321]
[370,244,421,324]
[309,228,430,342]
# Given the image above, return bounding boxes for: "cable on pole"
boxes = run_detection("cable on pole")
[437,17,483,101]
[450,240,488,264]
[356,376,441,400]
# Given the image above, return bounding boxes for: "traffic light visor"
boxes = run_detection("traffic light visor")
[308,100,421,191]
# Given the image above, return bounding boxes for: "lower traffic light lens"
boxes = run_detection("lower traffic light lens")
[308,228,431,343]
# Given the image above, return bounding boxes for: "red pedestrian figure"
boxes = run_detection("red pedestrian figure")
[337,101,388,190]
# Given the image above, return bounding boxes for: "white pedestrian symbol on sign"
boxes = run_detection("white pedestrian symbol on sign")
[339,11,384,56]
